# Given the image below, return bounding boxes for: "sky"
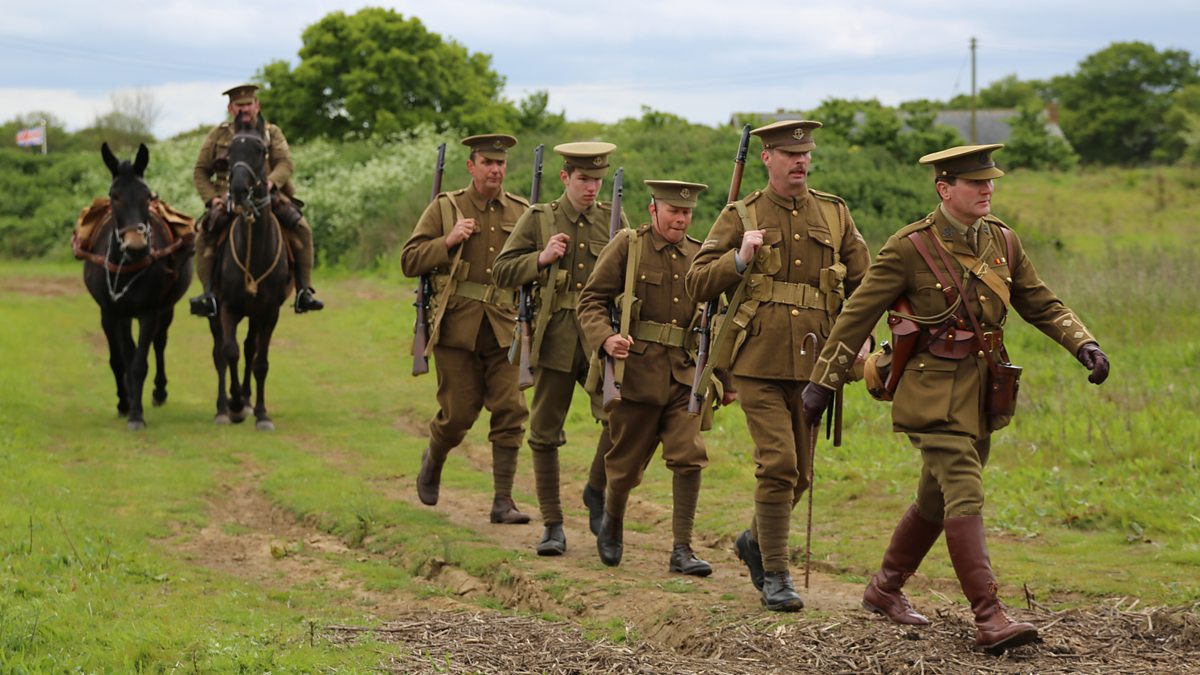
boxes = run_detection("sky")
[3,0,1199,138]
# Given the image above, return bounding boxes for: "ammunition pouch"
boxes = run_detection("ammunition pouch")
[818,262,847,315]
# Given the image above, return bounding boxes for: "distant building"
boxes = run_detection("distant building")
[730,103,1069,147]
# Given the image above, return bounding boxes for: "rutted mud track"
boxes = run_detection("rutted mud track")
[172,447,1199,673]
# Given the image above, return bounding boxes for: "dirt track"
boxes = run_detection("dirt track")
[172,441,1200,673]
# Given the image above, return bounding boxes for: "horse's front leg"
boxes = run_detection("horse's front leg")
[251,311,280,431]
[209,314,231,423]
[125,311,162,430]
[221,308,247,424]
[241,323,257,405]
[152,306,174,406]
[100,311,131,417]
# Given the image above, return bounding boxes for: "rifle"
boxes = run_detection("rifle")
[411,142,446,376]
[509,144,544,389]
[600,167,625,411]
[689,123,752,414]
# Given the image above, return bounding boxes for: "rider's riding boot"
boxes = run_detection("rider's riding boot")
[289,219,324,314]
[189,235,218,318]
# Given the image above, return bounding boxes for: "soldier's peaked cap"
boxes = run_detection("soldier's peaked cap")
[462,134,517,160]
[554,141,617,178]
[644,180,708,208]
[751,120,822,152]
[919,144,1005,180]
[222,84,259,105]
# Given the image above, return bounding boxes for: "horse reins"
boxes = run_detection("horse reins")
[228,133,283,296]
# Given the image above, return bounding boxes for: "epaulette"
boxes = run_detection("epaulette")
[685,233,703,245]
[547,201,559,211]
[218,121,231,129]
[452,188,467,196]
[809,189,846,205]
[981,213,1008,228]
[505,191,531,207]
[895,213,936,239]
[635,223,652,235]
[596,200,612,212]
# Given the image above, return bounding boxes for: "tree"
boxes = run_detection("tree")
[946,74,1045,110]
[1003,104,1078,171]
[1048,42,1200,165]
[514,91,566,134]
[257,8,515,141]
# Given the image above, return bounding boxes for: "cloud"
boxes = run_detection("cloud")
[0,82,226,137]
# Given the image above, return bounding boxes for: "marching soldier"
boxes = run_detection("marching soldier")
[686,120,871,611]
[802,144,1110,652]
[492,142,629,556]
[401,134,531,525]
[577,179,718,575]
[190,84,324,317]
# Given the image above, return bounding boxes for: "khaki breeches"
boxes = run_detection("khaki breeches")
[606,380,707,496]
[735,375,812,505]
[429,320,528,450]
[910,432,992,521]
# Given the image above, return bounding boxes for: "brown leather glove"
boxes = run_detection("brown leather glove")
[1076,343,1109,385]
[801,383,834,427]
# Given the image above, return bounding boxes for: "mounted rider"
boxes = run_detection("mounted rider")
[189,83,324,316]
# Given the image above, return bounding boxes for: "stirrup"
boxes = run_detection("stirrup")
[189,294,217,318]
[294,288,324,314]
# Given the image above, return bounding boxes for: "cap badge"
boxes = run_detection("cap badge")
[493,140,504,149]
[679,188,690,199]
[592,156,603,166]
[792,128,805,140]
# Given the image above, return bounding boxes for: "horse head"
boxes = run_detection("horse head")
[101,142,154,257]
[229,115,270,224]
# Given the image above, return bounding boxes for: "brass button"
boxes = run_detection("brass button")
[640,274,646,280]
[935,283,942,290]
[579,242,586,249]
[673,273,679,280]
[980,294,987,301]
[918,362,925,368]
[488,246,495,252]
[824,238,831,244]
[791,210,799,216]
[793,233,801,240]
[793,259,801,267]
[485,267,492,274]
[490,227,496,232]
[671,319,678,325]
[576,282,583,289]
[978,351,985,358]
[577,263,585,270]
[1006,276,1012,283]
[671,253,677,260]
[673,297,680,303]
[790,308,800,316]
[489,206,495,212]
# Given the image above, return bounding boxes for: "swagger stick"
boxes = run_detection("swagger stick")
[801,331,820,590]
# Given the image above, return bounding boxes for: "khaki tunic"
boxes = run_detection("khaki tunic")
[685,184,870,504]
[811,206,1097,518]
[193,120,295,206]
[491,194,629,449]
[577,225,707,495]
[400,183,530,449]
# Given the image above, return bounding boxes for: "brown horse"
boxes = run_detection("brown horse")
[81,143,194,430]
[208,115,292,430]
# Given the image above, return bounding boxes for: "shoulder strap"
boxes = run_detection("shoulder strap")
[812,195,845,264]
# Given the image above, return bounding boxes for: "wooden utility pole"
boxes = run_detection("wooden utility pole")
[970,37,978,144]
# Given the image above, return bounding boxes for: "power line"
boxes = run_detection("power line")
[0,35,251,79]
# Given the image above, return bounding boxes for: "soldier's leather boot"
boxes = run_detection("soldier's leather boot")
[189,291,218,318]
[734,529,766,591]
[945,515,1039,653]
[761,571,805,612]
[190,221,218,317]
[596,513,623,567]
[537,523,567,556]
[862,505,944,625]
[294,288,324,313]
[669,544,712,577]
[582,483,605,536]
[416,447,445,506]
[490,496,530,524]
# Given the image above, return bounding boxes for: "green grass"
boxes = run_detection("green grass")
[1,166,1199,667]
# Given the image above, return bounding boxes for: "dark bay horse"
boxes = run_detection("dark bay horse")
[208,115,292,430]
[81,143,194,430]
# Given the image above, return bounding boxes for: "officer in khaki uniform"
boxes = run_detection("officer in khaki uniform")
[686,120,871,611]
[492,142,630,556]
[402,134,532,525]
[577,180,715,576]
[802,144,1110,652]
[191,83,324,317]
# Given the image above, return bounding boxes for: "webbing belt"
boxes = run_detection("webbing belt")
[451,279,514,306]
[631,320,687,347]
[748,278,825,309]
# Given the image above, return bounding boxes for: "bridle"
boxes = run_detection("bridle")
[226,129,283,296]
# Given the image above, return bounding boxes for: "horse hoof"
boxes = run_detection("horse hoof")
[127,419,146,431]
[230,409,247,424]
[214,414,232,425]
[256,419,275,432]
[152,392,167,407]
